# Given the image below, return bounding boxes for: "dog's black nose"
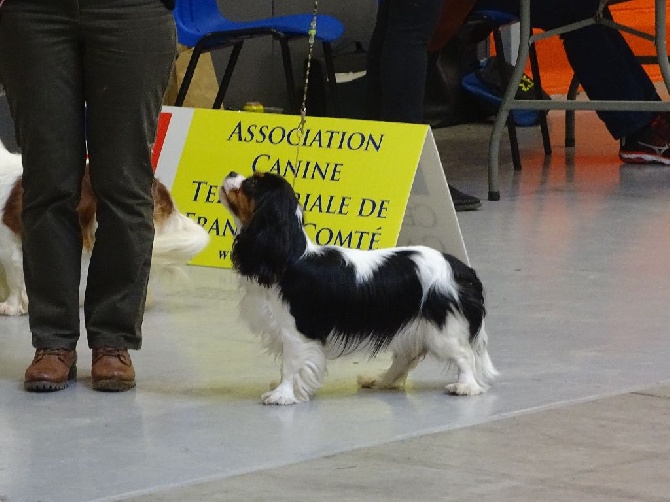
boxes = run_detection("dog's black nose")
[227,171,238,179]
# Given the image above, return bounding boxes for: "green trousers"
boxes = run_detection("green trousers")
[0,0,176,350]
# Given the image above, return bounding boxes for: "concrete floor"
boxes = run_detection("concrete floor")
[1,110,670,502]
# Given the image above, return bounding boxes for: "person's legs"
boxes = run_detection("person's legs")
[0,0,85,391]
[364,0,389,120]
[81,0,176,352]
[0,0,86,350]
[376,0,444,123]
[367,0,481,209]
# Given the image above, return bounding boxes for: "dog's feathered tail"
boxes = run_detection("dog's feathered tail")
[445,254,498,389]
[147,211,209,291]
[459,286,498,389]
[152,211,209,267]
[471,325,498,389]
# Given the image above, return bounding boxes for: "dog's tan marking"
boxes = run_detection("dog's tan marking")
[78,167,97,252]
[3,166,175,251]
[2,178,23,237]
[151,177,175,227]
[226,188,256,225]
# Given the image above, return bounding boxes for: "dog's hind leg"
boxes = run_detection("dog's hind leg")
[426,317,486,396]
[262,329,326,405]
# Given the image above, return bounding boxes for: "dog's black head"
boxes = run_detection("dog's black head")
[220,171,307,286]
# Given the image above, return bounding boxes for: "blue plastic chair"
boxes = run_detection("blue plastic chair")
[173,0,345,114]
[460,9,551,172]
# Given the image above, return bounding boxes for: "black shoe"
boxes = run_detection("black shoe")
[449,185,481,211]
[619,114,670,165]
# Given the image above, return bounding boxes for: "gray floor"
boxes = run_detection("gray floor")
[2,111,670,502]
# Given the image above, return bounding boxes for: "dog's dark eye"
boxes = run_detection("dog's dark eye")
[243,177,259,195]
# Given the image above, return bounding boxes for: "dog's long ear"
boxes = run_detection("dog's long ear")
[232,182,306,286]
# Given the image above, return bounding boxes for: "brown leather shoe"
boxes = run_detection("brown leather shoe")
[91,348,136,392]
[24,348,77,392]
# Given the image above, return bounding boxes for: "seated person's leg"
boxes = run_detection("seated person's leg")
[476,0,670,164]
[543,3,669,164]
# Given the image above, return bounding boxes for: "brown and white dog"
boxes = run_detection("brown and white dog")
[0,141,210,315]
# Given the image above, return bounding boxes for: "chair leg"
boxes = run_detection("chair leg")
[492,29,522,171]
[321,42,340,117]
[175,46,204,107]
[529,43,552,155]
[213,42,244,110]
[506,118,522,171]
[278,38,299,114]
[565,74,579,148]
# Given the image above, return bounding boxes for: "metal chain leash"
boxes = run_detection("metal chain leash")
[291,0,319,187]
[299,0,319,133]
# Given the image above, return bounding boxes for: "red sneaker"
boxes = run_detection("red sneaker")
[619,114,670,165]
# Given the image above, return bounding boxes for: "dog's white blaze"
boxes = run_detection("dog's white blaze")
[223,174,244,193]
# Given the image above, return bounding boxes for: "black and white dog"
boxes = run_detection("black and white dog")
[220,171,497,405]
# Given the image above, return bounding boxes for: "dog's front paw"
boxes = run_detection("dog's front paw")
[261,388,303,405]
[445,382,485,396]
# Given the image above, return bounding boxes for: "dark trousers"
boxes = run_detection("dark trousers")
[366,0,444,123]
[0,0,176,350]
[477,0,660,138]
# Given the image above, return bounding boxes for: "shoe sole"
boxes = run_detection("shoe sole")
[24,365,77,392]
[455,201,482,212]
[24,380,69,392]
[619,151,670,165]
[92,379,136,392]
